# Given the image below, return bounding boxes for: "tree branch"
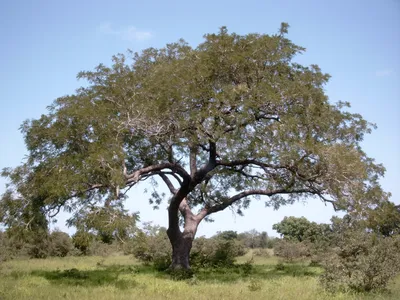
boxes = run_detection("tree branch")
[205,187,317,216]
[46,183,104,217]
[216,159,287,171]
[158,173,178,194]
[189,146,197,177]
[192,140,217,184]
[125,162,191,184]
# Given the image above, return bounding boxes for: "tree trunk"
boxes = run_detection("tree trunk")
[169,231,194,270]
[167,211,200,270]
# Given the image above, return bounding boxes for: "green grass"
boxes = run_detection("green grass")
[0,254,399,300]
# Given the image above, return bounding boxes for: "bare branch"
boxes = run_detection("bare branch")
[125,162,190,184]
[158,173,178,194]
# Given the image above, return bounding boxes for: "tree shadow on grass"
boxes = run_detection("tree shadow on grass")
[30,264,153,289]
[191,262,321,283]
[29,262,320,287]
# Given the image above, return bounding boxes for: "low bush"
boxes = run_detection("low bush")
[252,248,270,258]
[130,226,171,270]
[27,232,52,259]
[49,231,74,257]
[320,230,400,292]
[87,240,118,257]
[273,239,309,262]
[190,237,246,268]
[72,231,96,255]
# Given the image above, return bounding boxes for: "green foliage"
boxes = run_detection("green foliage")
[129,223,172,269]
[214,230,238,240]
[49,230,74,257]
[190,236,246,268]
[128,224,247,269]
[27,231,52,259]
[0,231,15,262]
[72,230,96,255]
[273,216,332,243]
[0,25,391,271]
[362,201,400,236]
[1,24,386,233]
[320,217,400,292]
[68,207,139,245]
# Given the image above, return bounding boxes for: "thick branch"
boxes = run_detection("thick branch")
[205,187,319,216]
[125,162,190,184]
[158,173,178,194]
[192,140,217,184]
[189,146,197,177]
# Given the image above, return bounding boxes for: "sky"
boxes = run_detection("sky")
[0,0,399,237]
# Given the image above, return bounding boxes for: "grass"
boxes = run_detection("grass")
[0,254,399,300]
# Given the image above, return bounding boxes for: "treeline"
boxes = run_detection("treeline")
[0,222,277,262]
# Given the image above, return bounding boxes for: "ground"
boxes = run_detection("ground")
[0,251,399,300]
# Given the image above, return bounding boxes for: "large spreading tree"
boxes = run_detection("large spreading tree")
[0,24,389,269]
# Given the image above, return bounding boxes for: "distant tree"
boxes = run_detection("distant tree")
[259,231,268,248]
[238,229,267,248]
[215,230,238,240]
[273,216,333,244]
[0,24,389,269]
[273,217,312,242]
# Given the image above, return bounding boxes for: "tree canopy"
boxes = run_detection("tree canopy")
[273,216,332,243]
[0,24,390,268]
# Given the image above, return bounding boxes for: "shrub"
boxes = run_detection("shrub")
[248,278,262,291]
[27,232,52,259]
[190,237,246,268]
[0,231,13,262]
[274,239,309,262]
[275,262,285,271]
[130,225,171,269]
[49,231,74,257]
[72,231,96,255]
[320,230,400,292]
[252,248,270,258]
[130,224,247,269]
[87,240,117,257]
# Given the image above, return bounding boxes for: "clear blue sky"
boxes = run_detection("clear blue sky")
[0,0,399,237]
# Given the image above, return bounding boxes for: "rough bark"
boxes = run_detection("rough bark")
[167,198,201,270]
[168,223,197,270]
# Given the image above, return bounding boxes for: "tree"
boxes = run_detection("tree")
[273,216,332,243]
[0,24,388,269]
[214,230,238,240]
[237,229,268,248]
